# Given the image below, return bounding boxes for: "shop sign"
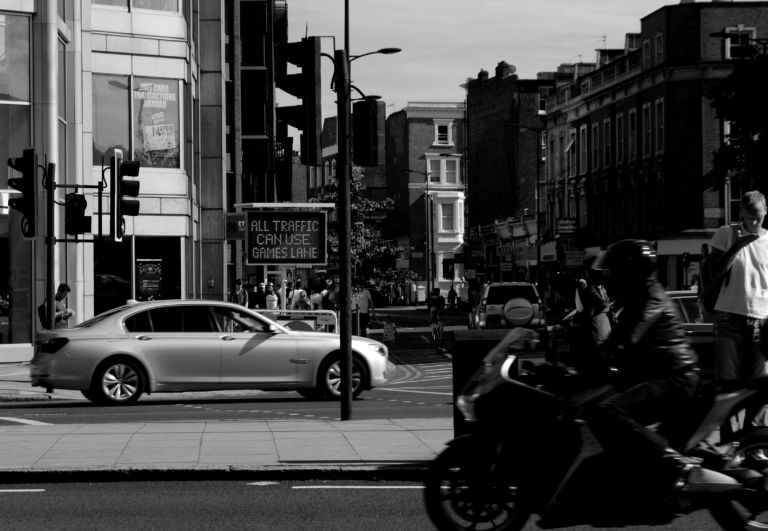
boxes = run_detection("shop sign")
[137,259,162,301]
[541,241,557,262]
[246,210,327,265]
[565,250,585,267]
[496,243,514,257]
[556,218,577,235]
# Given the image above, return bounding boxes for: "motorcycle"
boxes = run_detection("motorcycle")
[423,327,768,530]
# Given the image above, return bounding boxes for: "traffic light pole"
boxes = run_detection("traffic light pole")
[45,163,55,329]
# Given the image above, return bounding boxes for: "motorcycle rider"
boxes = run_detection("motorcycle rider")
[588,239,701,490]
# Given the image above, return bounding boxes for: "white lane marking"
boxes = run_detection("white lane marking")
[247,481,279,486]
[0,417,52,426]
[0,489,46,493]
[292,486,423,489]
[377,388,452,396]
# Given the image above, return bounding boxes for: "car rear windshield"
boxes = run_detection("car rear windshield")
[486,286,538,304]
[75,306,129,328]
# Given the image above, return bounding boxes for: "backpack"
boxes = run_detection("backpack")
[37,303,48,328]
[698,225,736,314]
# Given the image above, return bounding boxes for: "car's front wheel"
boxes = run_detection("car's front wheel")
[317,354,367,400]
[89,358,145,405]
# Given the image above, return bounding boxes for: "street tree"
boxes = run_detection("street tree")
[312,166,402,279]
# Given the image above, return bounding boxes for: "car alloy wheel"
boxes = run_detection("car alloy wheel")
[91,358,144,405]
[319,356,365,399]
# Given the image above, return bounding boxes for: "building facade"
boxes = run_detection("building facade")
[0,0,293,348]
[464,61,558,289]
[541,1,765,292]
[386,102,466,297]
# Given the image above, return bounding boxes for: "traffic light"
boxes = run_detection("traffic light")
[109,154,140,242]
[353,99,386,166]
[7,148,37,238]
[276,36,322,166]
[64,193,92,235]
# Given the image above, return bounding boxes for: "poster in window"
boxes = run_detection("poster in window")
[137,259,163,301]
[133,78,180,168]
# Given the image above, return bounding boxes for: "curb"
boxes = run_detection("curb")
[0,463,432,483]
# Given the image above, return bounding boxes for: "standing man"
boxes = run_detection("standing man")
[39,283,73,329]
[709,190,768,438]
[353,282,375,337]
[230,279,248,307]
[253,282,267,309]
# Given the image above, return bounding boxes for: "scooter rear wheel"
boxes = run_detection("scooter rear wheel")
[709,429,768,531]
[423,436,530,530]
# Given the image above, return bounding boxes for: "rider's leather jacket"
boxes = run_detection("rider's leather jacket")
[607,278,699,381]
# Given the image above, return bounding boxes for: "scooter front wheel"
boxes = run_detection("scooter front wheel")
[423,435,530,531]
[708,428,768,531]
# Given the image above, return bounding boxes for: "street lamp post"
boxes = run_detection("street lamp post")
[333,2,400,420]
[402,169,434,298]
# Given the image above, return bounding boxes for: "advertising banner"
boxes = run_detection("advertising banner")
[137,259,162,301]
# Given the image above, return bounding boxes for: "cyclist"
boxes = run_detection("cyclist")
[427,288,446,351]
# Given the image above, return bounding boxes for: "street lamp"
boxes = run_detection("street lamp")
[333,4,401,420]
[402,169,434,298]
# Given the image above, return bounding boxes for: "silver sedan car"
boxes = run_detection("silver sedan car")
[30,300,392,405]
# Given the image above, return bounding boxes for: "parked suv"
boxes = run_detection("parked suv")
[469,282,545,329]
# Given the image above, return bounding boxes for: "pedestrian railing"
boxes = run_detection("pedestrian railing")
[253,309,339,333]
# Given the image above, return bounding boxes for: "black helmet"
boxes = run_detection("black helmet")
[592,239,657,282]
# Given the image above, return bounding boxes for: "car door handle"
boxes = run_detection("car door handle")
[136,335,152,341]
[290,359,311,364]
[219,335,237,341]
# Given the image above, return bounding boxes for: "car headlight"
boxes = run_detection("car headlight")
[367,343,388,357]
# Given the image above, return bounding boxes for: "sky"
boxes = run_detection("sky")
[281,0,679,126]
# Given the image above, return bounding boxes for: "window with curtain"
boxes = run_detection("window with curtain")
[441,203,454,231]
[429,159,441,183]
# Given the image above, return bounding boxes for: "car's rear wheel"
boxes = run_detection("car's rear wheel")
[89,358,145,405]
[317,354,367,400]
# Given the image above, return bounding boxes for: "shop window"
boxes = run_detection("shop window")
[134,77,181,168]
[92,74,130,165]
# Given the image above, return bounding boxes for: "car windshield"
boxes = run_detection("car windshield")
[75,306,129,328]
[486,286,538,304]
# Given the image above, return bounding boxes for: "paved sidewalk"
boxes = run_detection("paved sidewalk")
[0,363,453,482]
[0,417,453,482]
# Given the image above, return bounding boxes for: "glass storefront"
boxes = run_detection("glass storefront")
[0,14,31,344]
[94,237,181,315]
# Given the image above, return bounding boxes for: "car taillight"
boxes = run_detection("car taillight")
[39,337,68,354]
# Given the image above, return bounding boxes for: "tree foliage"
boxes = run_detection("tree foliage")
[311,166,403,279]
[710,54,768,191]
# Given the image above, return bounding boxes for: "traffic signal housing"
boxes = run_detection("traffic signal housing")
[7,148,37,238]
[276,36,322,166]
[110,154,140,242]
[353,99,386,167]
[64,193,92,235]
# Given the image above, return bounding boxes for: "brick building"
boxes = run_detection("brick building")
[464,61,559,286]
[541,0,767,291]
[385,102,466,298]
